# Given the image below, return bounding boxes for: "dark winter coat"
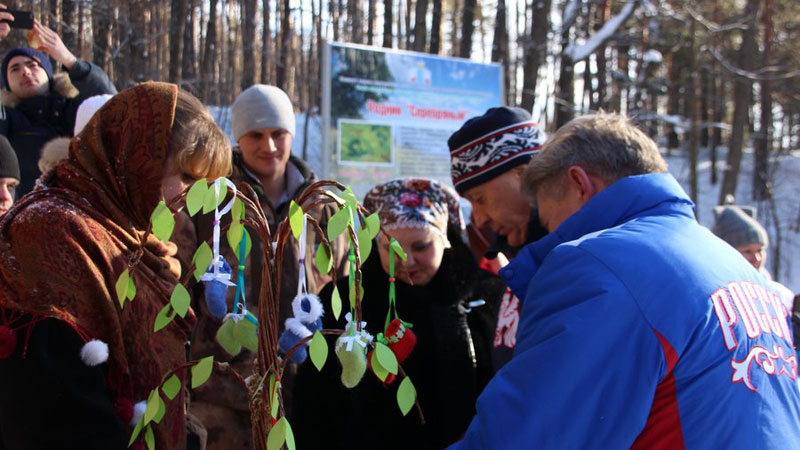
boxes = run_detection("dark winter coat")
[291,235,505,450]
[0,60,117,195]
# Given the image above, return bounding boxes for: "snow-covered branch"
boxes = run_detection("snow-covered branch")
[563,0,639,63]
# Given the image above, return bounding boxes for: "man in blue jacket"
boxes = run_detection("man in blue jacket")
[450,112,800,449]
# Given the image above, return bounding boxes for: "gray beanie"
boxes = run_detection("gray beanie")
[231,85,295,142]
[0,135,19,180]
[712,205,768,248]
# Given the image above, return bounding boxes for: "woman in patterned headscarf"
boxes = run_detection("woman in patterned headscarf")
[0,82,230,449]
[292,178,506,450]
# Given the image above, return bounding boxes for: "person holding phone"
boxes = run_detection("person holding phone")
[0,4,116,197]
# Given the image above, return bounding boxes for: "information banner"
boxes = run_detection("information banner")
[322,42,503,197]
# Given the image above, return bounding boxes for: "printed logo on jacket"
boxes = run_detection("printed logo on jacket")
[711,280,798,391]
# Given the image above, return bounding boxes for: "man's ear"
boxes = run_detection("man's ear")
[566,166,603,202]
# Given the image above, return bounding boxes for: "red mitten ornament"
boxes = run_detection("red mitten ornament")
[0,325,17,359]
[385,319,416,363]
[367,349,397,385]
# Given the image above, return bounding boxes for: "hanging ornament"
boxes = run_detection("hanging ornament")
[382,238,416,363]
[278,212,325,363]
[335,312,373,388]
[367,349,397,385]
[200,178,238,318]
[0,324,17,359]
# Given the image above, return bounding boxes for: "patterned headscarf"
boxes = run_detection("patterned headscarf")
[363,178,464,235]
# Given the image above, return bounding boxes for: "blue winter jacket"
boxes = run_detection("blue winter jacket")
[449,173,800,449]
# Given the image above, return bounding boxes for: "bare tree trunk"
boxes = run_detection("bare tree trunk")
[687,17,699,211]
[404,0,412,49]
[200,0,219,102]
[61,0,76,53]
[459,0,476,58]
[429,0,442,54]
[261,0,272,84]
[363,0,374,46]
[349,0,363,43]
[276,0,292,90]
[383,0,393,48]
[77,0,85,59]
[412,0,429,52]
[491,0,509,103]
[753,0,772,201]
[450,0,460,55]
[719,0,759,205]
[592,0,609,110]
[242,0,258,90]
[91,2,114,77]
[555,2,576,129]
[520,0,551,112]
[710,74,725,185]
[169,0,187,83]
[330,0,339,41]
[125,1,148,85]
[182,0,197,91]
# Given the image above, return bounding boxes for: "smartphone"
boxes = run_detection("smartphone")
[1,10,34,30]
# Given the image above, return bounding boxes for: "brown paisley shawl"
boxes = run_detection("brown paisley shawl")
[0,82,195,449]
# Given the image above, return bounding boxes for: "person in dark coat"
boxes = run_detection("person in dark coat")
[291,178,505,450]
[0,18,117,196]
[0,135,18,215]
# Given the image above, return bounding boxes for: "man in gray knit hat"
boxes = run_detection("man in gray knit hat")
[186,85,347,450]
[712,205,794,311]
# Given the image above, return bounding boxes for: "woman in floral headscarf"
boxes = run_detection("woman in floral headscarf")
[0,82,230,450]
[291,178,505,450]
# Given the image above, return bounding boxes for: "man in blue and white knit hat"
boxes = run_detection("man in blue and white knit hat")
[448,106,547,370]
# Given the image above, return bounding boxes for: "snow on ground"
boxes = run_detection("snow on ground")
[209,106,800,293]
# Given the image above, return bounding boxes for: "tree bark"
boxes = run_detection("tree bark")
[412,0,429,52]
[429,0,442,54]
[555,2,576,129]
[182,0,197,90]
[520,0,551,112]
[349,0,363,43]
[719,0,759,205]
[276,0,292,90]
[383,0,393,48]
[61,0,76,54]
[459,0,476,58]
[169,0,187,83]
[200,0,218,102]
[242,0,258,91]
[91,2,114,77]
[491,0,509,103]
[753,0,772,201]
[261,0,272,84]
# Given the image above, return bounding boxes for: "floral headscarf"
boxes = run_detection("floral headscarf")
[363,178,464,234]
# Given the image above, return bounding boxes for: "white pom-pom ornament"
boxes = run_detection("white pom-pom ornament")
[80,339,109,366]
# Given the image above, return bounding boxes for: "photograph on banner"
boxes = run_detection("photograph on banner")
[322,42,503,198]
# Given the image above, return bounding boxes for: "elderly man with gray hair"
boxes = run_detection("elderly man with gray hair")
[449,112,800,450]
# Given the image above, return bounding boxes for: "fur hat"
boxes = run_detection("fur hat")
[448,106,545,194]
[712,205,768,249]
[231,84,295,142]
[1,48,54,90]
[38,137,70,174]
[0,136,19,180]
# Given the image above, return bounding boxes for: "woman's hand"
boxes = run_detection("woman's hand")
[0,4,13,39]
[32,19,77,69]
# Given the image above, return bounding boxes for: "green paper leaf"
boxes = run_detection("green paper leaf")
[153,303,176,332]
[314,243,332,275]
[232,197,245,221]
[202,182,226,214]
[331,285,342,320]
[390,239,408,261]
[341,187,359,207]
[128,414,144,446]
[191,356,214,389]
[309,331,328,372]
[185,178,208,216]
[269,374,280,419]
[357,227,372,262]
[150,200,175,242]
[192,242,213,281]
[397,376,417,416]
[327,206,351,242]
[170,284,191,318]
[226,221,244,253]
[144,389,160,425]
[162,374,181,401]
[365,213,381,239]
[144,425,155,450]
[267,417,293,450]
[234,318,258,352]
[371,350,389,382]
[127,276,136,301]
[375,342,398,375]
[215,318,242,356]
[115,269,130,308]
[284,418,296,450]
[152,394,166,424]
[289,200,304,240]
